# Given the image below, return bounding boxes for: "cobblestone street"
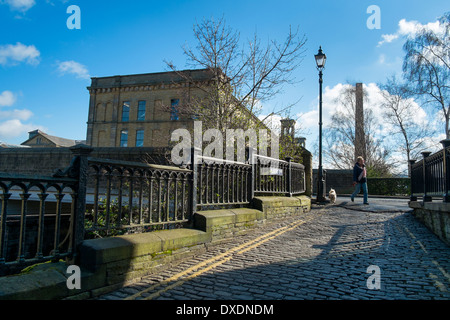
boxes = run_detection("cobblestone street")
[97,198,450,301]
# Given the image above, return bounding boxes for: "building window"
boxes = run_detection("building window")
[137,101,146,121]
[170,99,179,121]
[120,130,128,147]
[122,101,130,122]
[136,129,144,147]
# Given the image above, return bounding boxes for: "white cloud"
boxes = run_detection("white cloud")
[0,90,16,107]
[0,42,40,66]
[378,34,399,46]
[0,90,44,142]
[0,119,42,139]
[297,109,318,132]
[57,60,90,79]
[1,0,35,12]
[0,109,33,120]
[45,0,70,6]
[378,18,446,47]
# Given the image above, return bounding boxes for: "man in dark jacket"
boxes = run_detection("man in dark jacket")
[351,156,369,204]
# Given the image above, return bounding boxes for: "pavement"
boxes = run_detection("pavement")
[332,195,412,212]
[94,196,450,301]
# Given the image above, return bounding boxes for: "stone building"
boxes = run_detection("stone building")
[86,68,266,148]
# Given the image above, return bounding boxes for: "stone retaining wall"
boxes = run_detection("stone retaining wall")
[409,201,450,247]
[0,195,311,300]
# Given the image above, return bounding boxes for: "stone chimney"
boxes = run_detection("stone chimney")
[354,83,366,161]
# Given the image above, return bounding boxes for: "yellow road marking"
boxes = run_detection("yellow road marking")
[400,223,450,288]
[416,240,428,253]
[124,223,294,300]
[124,212,325,300]
[432,260,450,284]
[237,217,314,255]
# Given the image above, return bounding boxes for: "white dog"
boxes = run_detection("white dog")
[329,189,337,204]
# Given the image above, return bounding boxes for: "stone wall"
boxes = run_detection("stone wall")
[313,169,354,195]
[0,146,170,176]
[0,195,311,300]
[409,201,450,247]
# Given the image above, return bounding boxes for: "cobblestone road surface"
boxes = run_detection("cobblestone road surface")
[96,197,450,300]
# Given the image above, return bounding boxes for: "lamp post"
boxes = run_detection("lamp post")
[315,46,327,202]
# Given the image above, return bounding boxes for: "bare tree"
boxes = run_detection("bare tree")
[379,76,434,176]
[402,12,450,138]
[165,16,307,132]
[324,84,393,176]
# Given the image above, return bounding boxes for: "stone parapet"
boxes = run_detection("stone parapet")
[409,201,450,246]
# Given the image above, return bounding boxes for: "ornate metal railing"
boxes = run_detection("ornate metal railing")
[193,155,252,208]
[410,140,450,202]
[85,158,192,237]
[0,173,78,274]
[0,145,306,274]
[252,153,306,196]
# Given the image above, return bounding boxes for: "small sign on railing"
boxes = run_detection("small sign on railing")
[260,167,283,176]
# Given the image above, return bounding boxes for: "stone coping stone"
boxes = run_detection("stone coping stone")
[0,261,101,300]
[409,200,450,213]
[79,228,210,270]
[194,207,263,232]
[252,195,311,210]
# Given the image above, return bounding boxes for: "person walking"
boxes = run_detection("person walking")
[351,156,369,205]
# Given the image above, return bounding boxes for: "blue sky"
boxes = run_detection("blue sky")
[0,0,448,163]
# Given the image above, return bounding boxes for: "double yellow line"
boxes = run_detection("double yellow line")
[400,224,450,292]
[124,213,324,300]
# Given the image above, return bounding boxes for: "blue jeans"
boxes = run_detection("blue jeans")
[351,182,368,203]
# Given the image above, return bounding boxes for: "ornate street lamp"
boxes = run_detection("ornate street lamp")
[315,46,327,202]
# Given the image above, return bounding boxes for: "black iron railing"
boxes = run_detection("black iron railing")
[0,145,306,274]
[0,173,78,275]
[85,158,192,237]
[193,155,252,208]
[410,139,450,202]
[253,153,306,196]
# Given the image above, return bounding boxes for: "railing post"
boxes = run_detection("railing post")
[408,159,417,201]
[422,151,432,202]
[440,140,450,202]
[189,147,200,217]
[246,147,256,202]
[0,192,11,264]
[69,144,93,263]
[286,157,293,197]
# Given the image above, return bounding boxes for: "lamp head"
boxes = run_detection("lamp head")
[315,46,327,70]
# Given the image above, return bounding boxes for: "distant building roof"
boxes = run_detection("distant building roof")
[21,129,85,148]
[0,141,30,148]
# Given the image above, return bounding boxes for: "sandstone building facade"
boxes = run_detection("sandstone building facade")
[86,69,215,148]
[86,68,271,149]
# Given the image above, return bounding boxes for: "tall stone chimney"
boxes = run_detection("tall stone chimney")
[354,83,366,161]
